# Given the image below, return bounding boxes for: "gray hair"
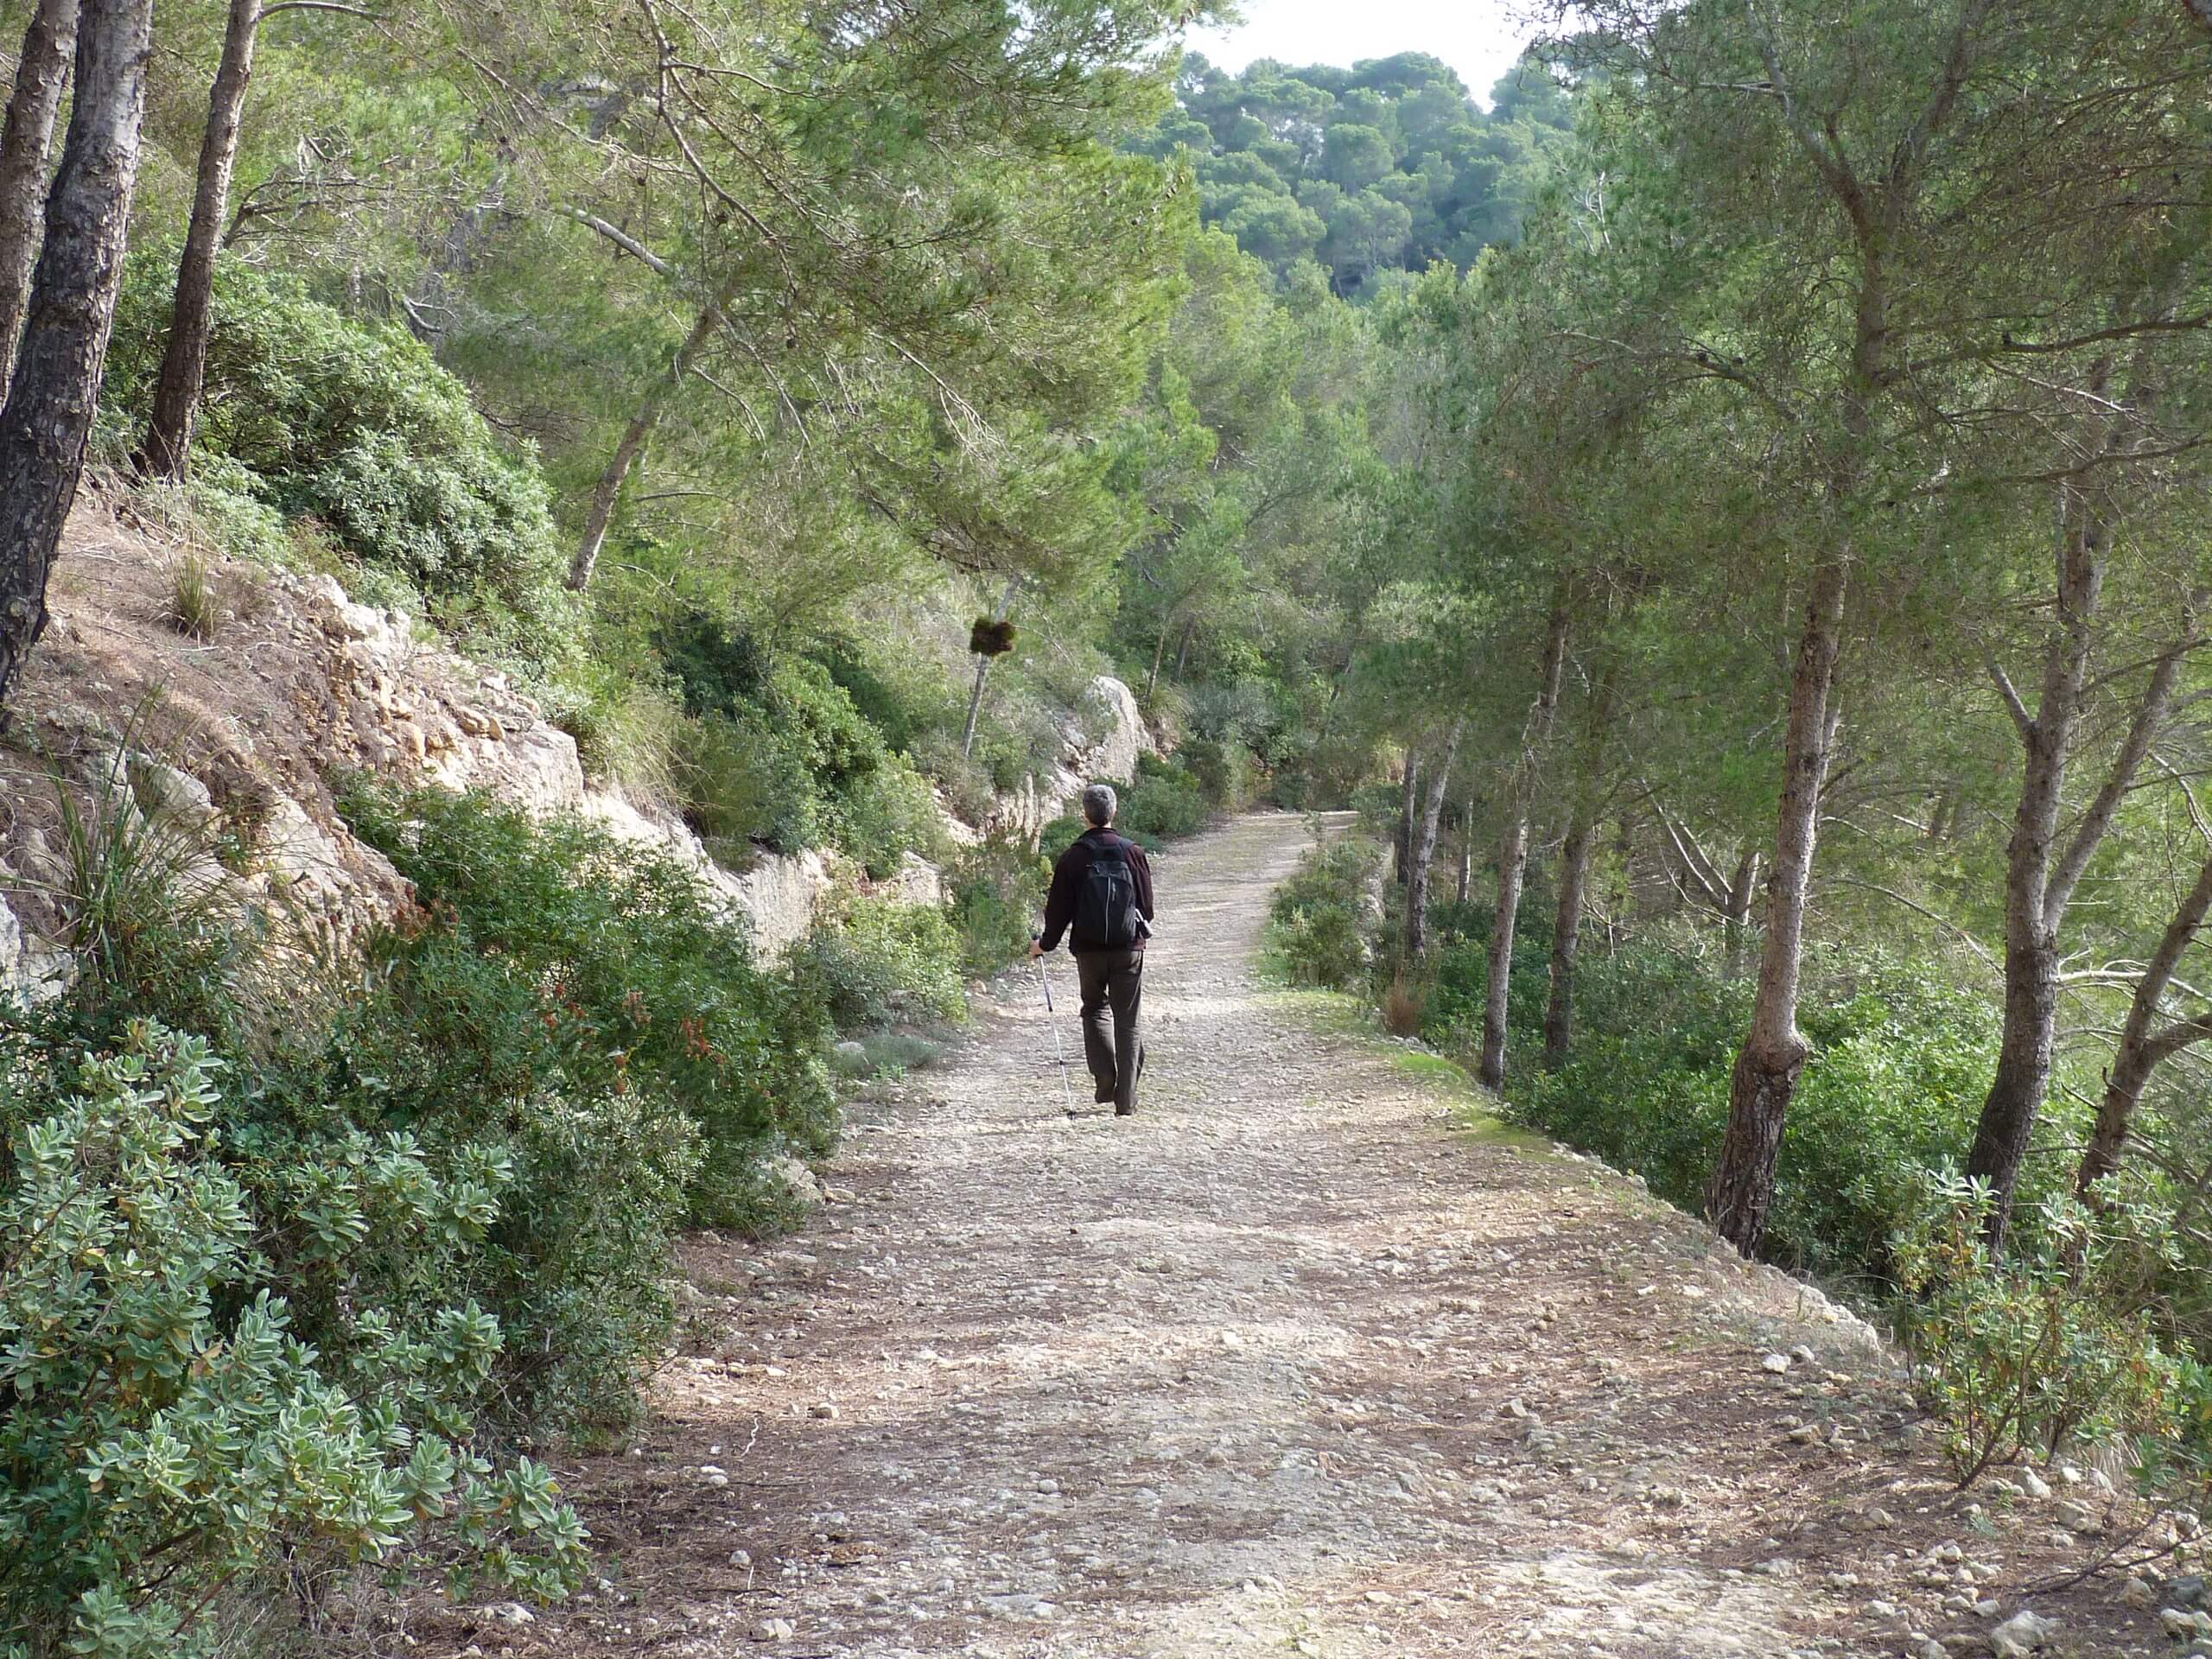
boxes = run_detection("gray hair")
[1081,783,1117,827]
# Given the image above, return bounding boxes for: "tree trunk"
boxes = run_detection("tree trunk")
[959,657,991,760]
[1479,594,1570,1092]
[0,0,79,386]
[135,0,257,480]
[1544,814,1594,1070]
[1455,798,1472,906]
[1144,607,1173,703]
[1544,661,1614,1070]
[569,290,728,590]
[0,0,153,709]
[2076,850,2212,1200]
[1964,363,2193,1245]
[959,576,1020,760]
[1172,614,1196,681]
[1722,847,1759,978]
[1961,384,2109,1243]
[1394,760,1418,887]
[1707,555,1849,1255]
[1406,721,1463,964]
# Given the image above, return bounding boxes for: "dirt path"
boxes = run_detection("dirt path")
[474,813,2171,1659]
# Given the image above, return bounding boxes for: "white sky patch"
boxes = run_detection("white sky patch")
[1186,1,1542,107]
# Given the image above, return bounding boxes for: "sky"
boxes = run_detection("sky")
[1186,1,1542,106]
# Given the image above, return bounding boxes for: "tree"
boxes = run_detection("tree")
[0,0,156,709]
[453,0,1188,595]
[1405,719,1463,963]
[2076,834,2212,1199]
[136,0,375,480]
[0,0,79,383]
[1479,590,1567,1090]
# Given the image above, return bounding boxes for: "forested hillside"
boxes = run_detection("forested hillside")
[3,0,2212,1652]
[1135,49,1576,294]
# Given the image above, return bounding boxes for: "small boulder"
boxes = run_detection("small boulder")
[1988,1610,2056,1656]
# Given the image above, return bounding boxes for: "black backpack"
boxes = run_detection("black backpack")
[1072,836,1141,950]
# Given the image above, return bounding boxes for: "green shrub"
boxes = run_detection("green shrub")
[1896,1178,2207,1484]
[652,607,773,720]
[100,252,575,673]
[790,893,966,1033]
[947,835,1052,976]
[1038,812,1088,854]
[1116,752,1210,845]
[340,784,837,1230]
[679,709,822,861]
[1267,835,1380,990]
[1422,902,1556,1050]
[831,750,946,879]
[817,634,963,754]
[657,619,944,870]
[1497,941,2003,1287]
[1179,735,1252,810]
[0,1022,587,1656]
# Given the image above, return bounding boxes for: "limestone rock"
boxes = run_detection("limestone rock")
[1989,1609,2056,1656]
[0,895,68,1006]
[1071,674,1148,785]
[722,849,832,956]
[765,1154,823,1209]
[122,753,214,821]
[886,849,943,907]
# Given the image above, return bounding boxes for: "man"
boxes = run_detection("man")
[1031,783,1155,1116]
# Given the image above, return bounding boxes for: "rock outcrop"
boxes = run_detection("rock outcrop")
[988,672,1154,846]
[1,502,1154,990]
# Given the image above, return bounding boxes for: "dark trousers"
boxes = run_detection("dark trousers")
[1075,948,1145,1111]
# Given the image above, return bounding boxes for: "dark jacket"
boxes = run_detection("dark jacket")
[1039,826,1155,953]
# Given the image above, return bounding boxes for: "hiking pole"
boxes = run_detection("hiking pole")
[1033,941,1079,1118]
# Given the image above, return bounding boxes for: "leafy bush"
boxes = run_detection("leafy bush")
[1422,902,1556,1050]
[789,893,966,1033]
[1179,734,1253,811]
[654,613,946,869]
[653,607,773,721]
[833,751,946,880]
[680,709,822,861]
[946,836,1052,976]
[101,252,575,673]
[1267,835,1380,989]
[1896,1178,2207,1484]
[1116,752,1211,845]
[339,783,838,1232]
[1038,812,1088,855]
[1493,941,2002,1287]
[0,1022,587,1657]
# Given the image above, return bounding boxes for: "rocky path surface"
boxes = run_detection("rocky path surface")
[465,814,2183,1659]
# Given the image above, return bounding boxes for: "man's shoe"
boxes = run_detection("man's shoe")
[1114,1103,1135,1117]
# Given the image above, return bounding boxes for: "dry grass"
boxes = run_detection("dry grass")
[1380,970,1425,1036]
[161,548,221,641]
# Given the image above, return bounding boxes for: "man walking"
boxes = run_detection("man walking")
[1031,783,1155,1116]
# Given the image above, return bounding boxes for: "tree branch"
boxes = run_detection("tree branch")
[1984,647,2034,741]
[2047,615,2202,919]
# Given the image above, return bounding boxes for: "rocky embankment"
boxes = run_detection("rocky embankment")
[0,497,1150,1001]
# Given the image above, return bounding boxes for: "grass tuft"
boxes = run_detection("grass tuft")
[161,548,221,641]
